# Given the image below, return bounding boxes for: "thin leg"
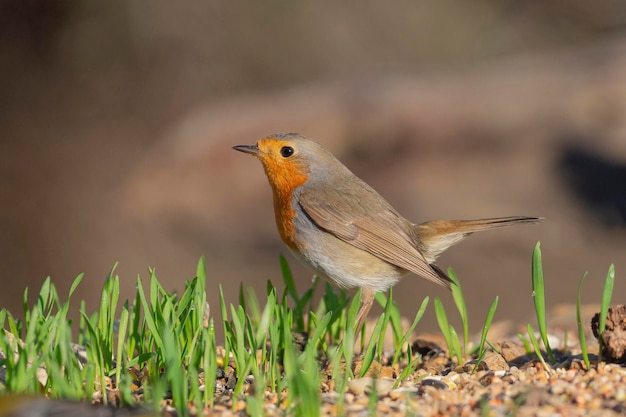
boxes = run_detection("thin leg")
[336,288,374,349]
[354,287,374,334]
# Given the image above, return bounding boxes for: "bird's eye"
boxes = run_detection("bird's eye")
[280,146,295,158]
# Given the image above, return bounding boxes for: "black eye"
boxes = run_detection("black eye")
[280,146,295,158]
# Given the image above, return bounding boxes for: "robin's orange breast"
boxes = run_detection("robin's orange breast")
[261,154,309,251]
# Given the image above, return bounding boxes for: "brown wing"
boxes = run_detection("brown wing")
[297,186,452,288]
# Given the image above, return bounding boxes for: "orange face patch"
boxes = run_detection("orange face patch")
[255,138,308,250]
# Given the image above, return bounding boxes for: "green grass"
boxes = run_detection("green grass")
[0,243,619,415]
[525,244,617,370]
[473,296,499,373]
[597,264,615,364]
[433,268,499,366]
[434,296,463,363]
[530,242,555,364]
[576,272,590,369]
[449,269,470,359]
[525,323,552,373]
[0,256,419,415]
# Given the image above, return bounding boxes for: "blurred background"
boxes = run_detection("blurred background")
[2,0,626,339]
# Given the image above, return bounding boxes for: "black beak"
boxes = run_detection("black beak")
[232,144,260,155]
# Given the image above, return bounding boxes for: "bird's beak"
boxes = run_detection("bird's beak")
[232,144,260,156]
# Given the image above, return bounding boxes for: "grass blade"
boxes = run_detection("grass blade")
[359,314,385,377]
[448,268,469,357]
[473,296,498,373]
[598,264,615,363]
[434,297,462,362]
[531,242,555,364]
[526,324,551,374]
[392,296,429,366]
[576,272,590,369]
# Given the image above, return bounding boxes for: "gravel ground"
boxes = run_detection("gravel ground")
[4,353,625,417]
[3,313,626,416]
[198,336,626,417]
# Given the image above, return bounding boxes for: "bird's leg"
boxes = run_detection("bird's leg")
[336,288,373,349]
[354,287,374,336]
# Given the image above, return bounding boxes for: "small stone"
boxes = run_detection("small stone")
[457,360,481,373]
[369,378,396,396]
[446,372,460,383]
[379,365,396,379]
[347,377,395,396]
[354,359,381,378]
[234,400,246,412]
[444,380,458,390]
[348,377,371,395]
[481,351,510,371]
[479,371,496,386]
[325,403,338,416]
[575,393,588,407]
[355,395,370,405]
[420,377,449,390]
[550,384,565,396]
[412,335,446,356]
[321,392,339,405]
[346,403,367,413]
[388,389,405,401]
[497,340,531,365]
[423,355,450,374]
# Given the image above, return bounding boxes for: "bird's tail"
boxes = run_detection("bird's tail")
[414,216,542,264]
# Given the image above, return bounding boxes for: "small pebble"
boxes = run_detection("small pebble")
[347,377,395,396]
[420,378,449,390]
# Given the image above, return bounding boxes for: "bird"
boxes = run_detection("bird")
[233,132,541,333]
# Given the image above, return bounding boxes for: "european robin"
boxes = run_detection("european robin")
[234,133,540,332]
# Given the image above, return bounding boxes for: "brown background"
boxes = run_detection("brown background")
[1,1,626,338]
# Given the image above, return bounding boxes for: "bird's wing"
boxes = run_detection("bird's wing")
[298,186,452,288]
